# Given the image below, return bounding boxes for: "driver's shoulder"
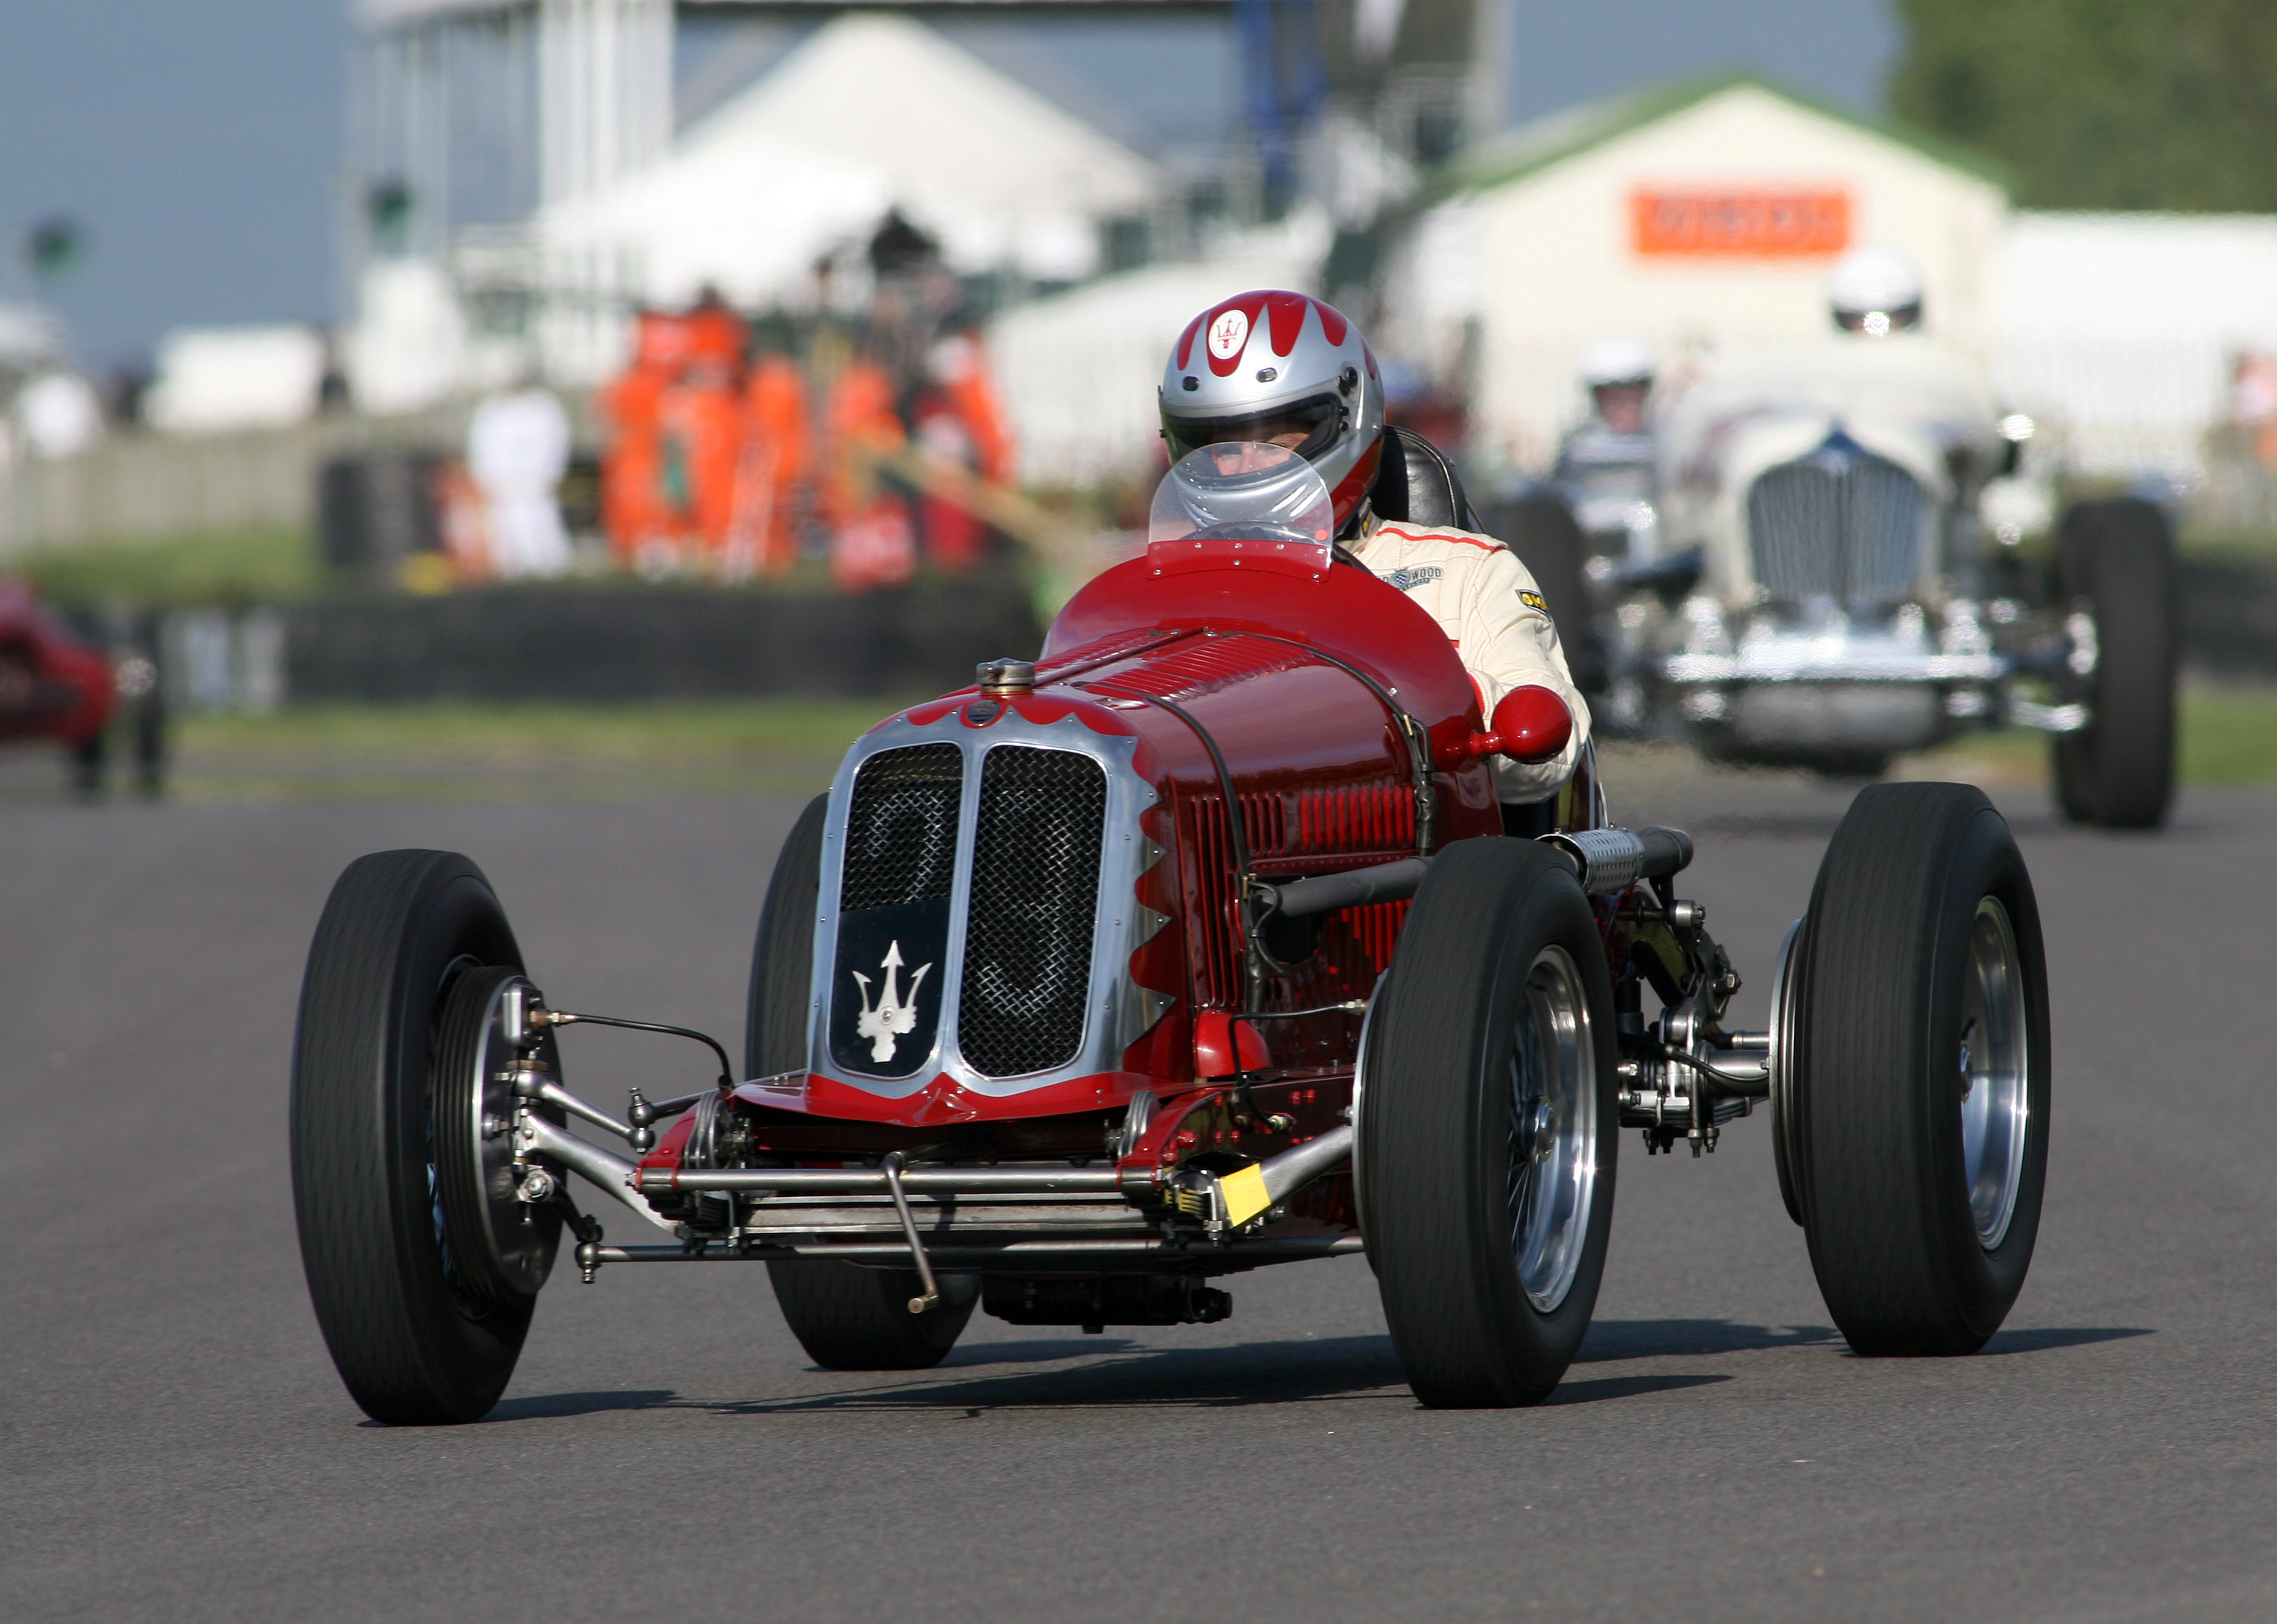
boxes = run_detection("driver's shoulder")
[1358,520,1524,596]
[1362,518,1511,563]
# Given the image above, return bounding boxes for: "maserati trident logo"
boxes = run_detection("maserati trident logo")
[851,940,932,1063]
[1207,307,1249,361]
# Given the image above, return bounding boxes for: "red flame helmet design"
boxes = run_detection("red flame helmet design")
[1160,291,1386,533]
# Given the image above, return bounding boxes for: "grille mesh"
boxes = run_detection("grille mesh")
[1845,461,1925,601]
[1747,452,1926,605]
[840,744,963,911]
[959,746,1107,1077]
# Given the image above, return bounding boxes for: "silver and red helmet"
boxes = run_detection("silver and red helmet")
[1160,291,1385,531]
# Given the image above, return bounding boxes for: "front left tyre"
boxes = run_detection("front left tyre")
[291,849,560,1424]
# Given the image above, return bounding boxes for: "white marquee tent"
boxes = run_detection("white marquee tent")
[537,13,1162,313]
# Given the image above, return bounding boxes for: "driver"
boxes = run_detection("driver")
[1160,291,1590,803]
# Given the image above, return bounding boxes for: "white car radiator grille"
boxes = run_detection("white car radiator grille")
[1746,454,1925,606]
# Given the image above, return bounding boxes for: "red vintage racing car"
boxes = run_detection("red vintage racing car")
[0,578,165,794]
[291,446,2051,1423]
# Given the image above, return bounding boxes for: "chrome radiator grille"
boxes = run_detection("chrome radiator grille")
[1746,453,1926,605]
[958,746,1107,1078]
[840,743,963,909]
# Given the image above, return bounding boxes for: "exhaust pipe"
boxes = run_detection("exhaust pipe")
[1254,826,1695,921]
[1540,826,1693,892]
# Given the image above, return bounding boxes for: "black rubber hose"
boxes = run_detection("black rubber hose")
[1257,857,1433,920]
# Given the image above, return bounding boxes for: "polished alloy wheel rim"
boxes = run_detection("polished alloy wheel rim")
[1507,945,1598,1312]
[1959,895,2029,1249]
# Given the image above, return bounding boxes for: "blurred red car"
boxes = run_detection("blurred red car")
[0,579,165,794]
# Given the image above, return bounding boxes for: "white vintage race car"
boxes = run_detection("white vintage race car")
[1510,339,2178,828]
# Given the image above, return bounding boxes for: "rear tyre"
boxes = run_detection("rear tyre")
[745,793,977,1368]
[291,850,548,1423]
[120,625,168,797]
[1363,837,1619,1406]
[69,729,106,795]
[131,682,168,796]
[2052,499,2177,829]
[1782,783,2051,1355]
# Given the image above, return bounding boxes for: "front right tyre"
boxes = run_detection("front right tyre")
[291,849,558,1424]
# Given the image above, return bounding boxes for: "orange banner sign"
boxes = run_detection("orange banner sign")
[1629,188,1851,259]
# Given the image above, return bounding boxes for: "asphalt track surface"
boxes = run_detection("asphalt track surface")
[6,768,2276,1622]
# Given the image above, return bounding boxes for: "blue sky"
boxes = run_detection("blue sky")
[0,1,1898,365]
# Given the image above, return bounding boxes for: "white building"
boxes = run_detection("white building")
[1381,75,2010,474]
[1385,73,2277,491]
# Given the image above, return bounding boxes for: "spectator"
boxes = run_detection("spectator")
[2231,352,2277,470]
[684,283,748,378]
[911,330,1014,573]
[727,344,809,579]
[598,310,680,566]
[466,373,573,579]
[822,348,915,592]
[657,355,745,571]
[17,370,104,459]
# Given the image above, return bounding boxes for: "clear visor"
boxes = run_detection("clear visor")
[1835,303,1922,334]
[1148,442,1334,563]
[1161,393,1343,465]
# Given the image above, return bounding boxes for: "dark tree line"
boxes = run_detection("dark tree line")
[1892,0,2277,210]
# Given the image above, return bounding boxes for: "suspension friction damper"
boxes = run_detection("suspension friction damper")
[981,1275,1232,1333]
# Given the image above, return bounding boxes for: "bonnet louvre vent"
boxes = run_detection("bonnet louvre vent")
[841,743,964,911]
[959,746,1107,1078]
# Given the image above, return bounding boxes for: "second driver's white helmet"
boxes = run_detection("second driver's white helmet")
[1828,246,1925,336]
[1160,291,1385,532]
[1578,334,1656,389]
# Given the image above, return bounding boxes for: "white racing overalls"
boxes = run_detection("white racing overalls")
[1348,518,1592,804]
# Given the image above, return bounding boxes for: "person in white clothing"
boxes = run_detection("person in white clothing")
[1158,291,1590,804]
[468,378,574,579]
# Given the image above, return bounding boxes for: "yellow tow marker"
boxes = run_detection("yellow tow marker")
[1218,1163,1272,1227]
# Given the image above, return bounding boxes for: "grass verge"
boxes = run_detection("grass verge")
[160,697,918,801]
[4,683,2264,805]
[1907,682,2277,786]
[15,527,319,607]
